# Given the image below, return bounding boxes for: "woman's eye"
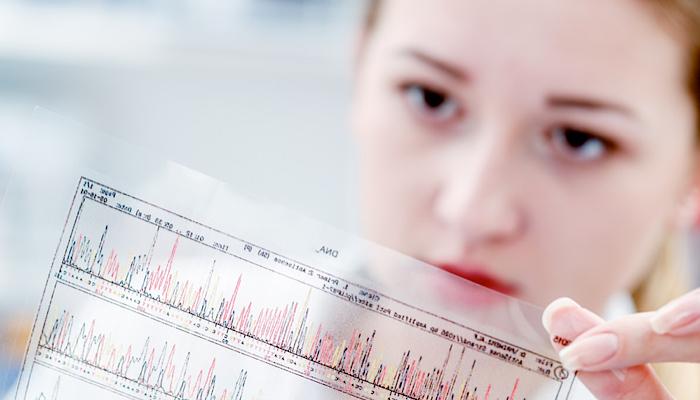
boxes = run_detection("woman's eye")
[549,126,612,162]
[403,84,461,123]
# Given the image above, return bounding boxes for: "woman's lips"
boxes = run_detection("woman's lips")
[435,263,519,296]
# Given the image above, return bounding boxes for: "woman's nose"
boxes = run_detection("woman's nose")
[433,139,526,250]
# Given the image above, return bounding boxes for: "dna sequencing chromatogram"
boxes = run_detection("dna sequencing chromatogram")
[14,177,578,400]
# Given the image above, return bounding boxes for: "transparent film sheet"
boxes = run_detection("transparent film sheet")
[2,110,594,399]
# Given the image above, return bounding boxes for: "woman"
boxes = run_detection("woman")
[351,0,700,398]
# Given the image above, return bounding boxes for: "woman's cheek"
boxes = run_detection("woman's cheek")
[535,171,672,311]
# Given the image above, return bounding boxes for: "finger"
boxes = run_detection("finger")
[542,297,605,350]
[559,311,700,371]
[651,287,700,336]
[542,298,673,400]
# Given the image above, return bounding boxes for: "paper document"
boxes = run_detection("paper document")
[4,112,593,399]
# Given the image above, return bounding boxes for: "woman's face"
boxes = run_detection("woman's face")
[352,0,698,311]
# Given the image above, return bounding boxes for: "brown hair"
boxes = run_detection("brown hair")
[365,0,382,31]
[363,1,700,398]
[641,0,700,125]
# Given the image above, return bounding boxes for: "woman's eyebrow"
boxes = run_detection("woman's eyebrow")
[398,48,469,81]
[547,96,635,118]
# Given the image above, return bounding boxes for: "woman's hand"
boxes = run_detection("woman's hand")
[542,290,700,399]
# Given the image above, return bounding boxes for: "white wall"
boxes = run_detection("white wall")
[0,0,366,315]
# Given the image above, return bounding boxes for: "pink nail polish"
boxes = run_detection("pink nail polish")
[651,310,700,335]
[650,292,700,335]
[559,333,618,371]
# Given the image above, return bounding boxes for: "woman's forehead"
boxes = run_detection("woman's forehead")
[372,0,688,112]
[375,0,680,63]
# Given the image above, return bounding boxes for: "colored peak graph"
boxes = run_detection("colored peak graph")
[16,179,571,400]
[59,218,529,400]
[40,310,247,400]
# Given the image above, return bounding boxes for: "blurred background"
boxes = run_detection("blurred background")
[0,0,366,395]
[1,1,700,398]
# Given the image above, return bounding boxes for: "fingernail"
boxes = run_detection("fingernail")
[559,333,618,371]
[650,295,700,335]
[650,310,700,335]
[542,297,581,333]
